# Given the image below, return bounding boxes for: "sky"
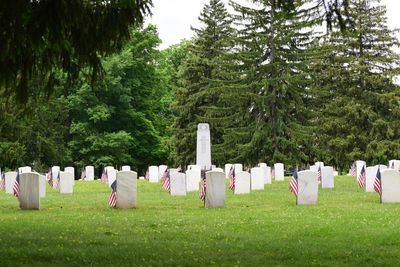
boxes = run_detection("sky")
[146,0,400,49]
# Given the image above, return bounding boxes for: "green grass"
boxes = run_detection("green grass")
[1,176,400,266]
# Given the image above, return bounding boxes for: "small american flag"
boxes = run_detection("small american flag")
[47,168,53,187]
[55,171,60,189]
[357,166,366,188]
[317,166,322,182]
[108,180,117,207]
[374,167,382,195]
[229,165,235,191]
[80,168,86,181]
[350,163,356,176]
[13,170,20,198]
[199,172,206,201]
[289,170,298,197]
[0,172,5,190]
[162,169,171,192]
[101,168,108,184]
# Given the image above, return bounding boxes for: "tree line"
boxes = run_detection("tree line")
[0,0,399,174]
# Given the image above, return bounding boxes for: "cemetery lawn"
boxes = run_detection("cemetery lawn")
[1,176,400,266]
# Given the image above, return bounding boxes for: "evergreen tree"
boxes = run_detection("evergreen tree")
[171,0,235,167]
[311,0,400,171]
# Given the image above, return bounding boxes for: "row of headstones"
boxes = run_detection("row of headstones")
[309,162,335,189]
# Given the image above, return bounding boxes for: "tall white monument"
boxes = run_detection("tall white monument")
[196,123,212,170]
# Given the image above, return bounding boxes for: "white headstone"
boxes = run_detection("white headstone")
[116,171,137,208]
[186,169,200,192]
[5,171,17,194]
[224,164,233,179]
[205,171,225,208]
[297,170,318,205]
[59,171,74,194]
[52,166,60,188]
[321,166,334,188]
[315,162,324,168]
[85,166,94,181]
[158,165,168,180]
[64,167,75,180]
[274,163,284,181]
[258,163,267,168]
[234,171,250,194]
[148,166,158,183]
[388,160,400,171]
[333,171,338,176]
[250,167,264,190]
[39,174,46,198]
[212,167,224,172]
[234,164,243,172]
[310,165,318,172]
[365,166,377,192]
[381,169,400,203]
[18,166,32,173]
[107,168,117,188]
[355,160,366,181]
[196,123,212,170]
[262,166,272,184]
[170,172,186,196]
[139,176,145,180]
[121,165,131,171]
[19,172,40,210]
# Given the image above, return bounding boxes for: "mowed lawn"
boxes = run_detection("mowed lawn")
[1,176,400,266]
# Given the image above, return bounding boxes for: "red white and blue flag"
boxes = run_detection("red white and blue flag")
[289,170,298,197]
[47,168,53,187]
[101,168,108,184]
[199,172,206,201]
[0,172,5,190]
[350,163,356,176]
[162,169,171,192]
[317,166,322,182]
[229,165,235,191]
[357,166,366,188]
[374,167,382,195]
[13,170,20,198]
[108,180,117,207]
[55,171,60,189]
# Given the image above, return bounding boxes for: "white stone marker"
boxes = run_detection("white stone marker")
[388,160,400,171]
[5,171,17,194]
[196,123,212,170]
[186,169,200,192]
[19,172,40,210]
[59,171,74,194]
[64,167,75,180]
[85,166,94,181]
[258,163,267,168]
[321,166,334,189]
[205,170,225,208]
[224,164,233,179]
[170,172,186,196]
[148,166,159,183]
[297,170,318,205]
[116,171,137,208]
[234,171,250,194]
[39,174,46,198]
[381,169,400,203]
[274,163,285,181]
[52,166,60,188]
[310,165,318,172]
[121,165,131,171]
[355,160,366,181]
[107,168,117,188]
[234,164,243,172]
[315,162,324,168]
[158,165,168,180]
[365,166,377,192]
[18,166,32,173]
[212,167,224,172]
[250,167,265,190]
[263,166,272,184]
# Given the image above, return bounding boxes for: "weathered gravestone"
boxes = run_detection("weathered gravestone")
[234,171,250,194]
[59,171,74,194]
[18,166,32,173]
[356,160,366,181]
[250,167,265,190]
[297,170,318,205]
[274,163,285,181]
[121,165,131,171]
[170,172,186,196]
[85,166,95,181]
[158,165,168,180]
[205,170,225,208]
[64,167,75,180]
[321,166,334,189]
[5,171,17,194]
[224,164,233,179]
[116,171,137,208]
[186,169,200,192]
[19,172,40,210]
[39,174,46,198]
[196,123,212,170]
[148,166,159,183]
[380,169,400,203]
